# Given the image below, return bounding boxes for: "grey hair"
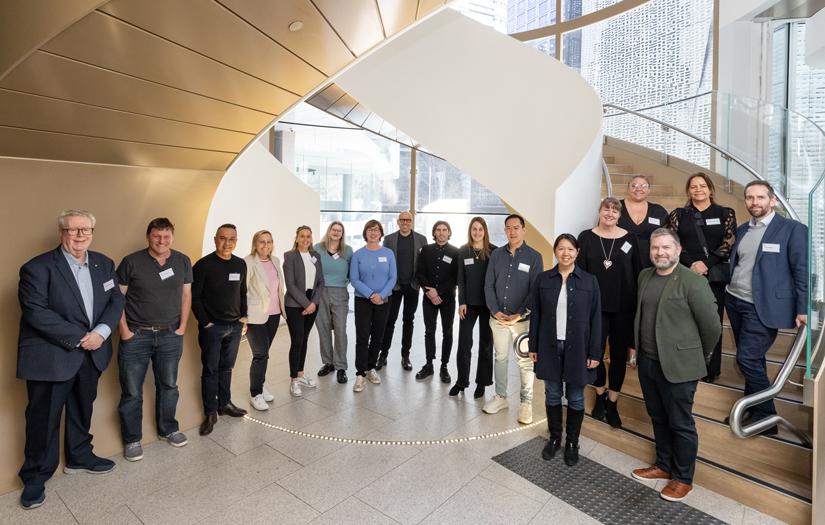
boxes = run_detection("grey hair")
[650,227,680,246]
[58,209,96,229]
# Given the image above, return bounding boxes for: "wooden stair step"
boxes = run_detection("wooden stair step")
[606,163,634,174]
[715,351,804,401]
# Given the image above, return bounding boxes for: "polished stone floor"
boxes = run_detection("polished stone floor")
[0,310,786,524]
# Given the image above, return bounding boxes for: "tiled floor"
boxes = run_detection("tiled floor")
[0,310,788,524]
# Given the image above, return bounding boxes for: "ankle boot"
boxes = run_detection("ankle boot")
[605,396,622,428]
[564,408,585,467]
[591,391,606,421]
[542,404,563,460]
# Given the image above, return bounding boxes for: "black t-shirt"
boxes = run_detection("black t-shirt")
[617,200,669,268]
[576,229,641,313]
[396,232,415,285]
[192,252,247,325]
[640,272,672,360]
[117,249,193,327]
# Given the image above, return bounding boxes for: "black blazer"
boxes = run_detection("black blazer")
[282,249,325,309]
[528,265,602,386]
[17,247,125,381]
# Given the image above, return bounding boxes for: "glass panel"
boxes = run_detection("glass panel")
[562,29,581,71]
[529,36,556,57]
[809,178,825,377]
[564,0,620,21]
[502,0,557,33]
[415,150,509,215]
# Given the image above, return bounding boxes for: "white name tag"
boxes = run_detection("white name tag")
[332,253,340,260]
[762,243,781,253]
[159,268,175,280]
[464,258,474,266]
[311,256,317,264]
[103,279,115,292]
[378,256,388,263]
[621,241,632,254]
[228,273,241,281]
[518,263,530,273]
[442,255,453,264]
[648,217,661,226]
[706,218,721,226]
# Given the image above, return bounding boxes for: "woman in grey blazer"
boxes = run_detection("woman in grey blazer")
[283,226,325,397]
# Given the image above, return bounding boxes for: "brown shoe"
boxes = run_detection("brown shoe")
[199,413,217,436]
[660,479,693,502]
[631,465,671,481]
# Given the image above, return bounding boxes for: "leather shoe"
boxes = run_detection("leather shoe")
[375,353,388,370]
[337,369,348,384]
[631,465,671,481]
[20,484,45,509]
[217,402,247,417]
[660,479,693,502]
[415,363,434,380]
[199,413,218,435]
[318,364,335,377]
[439,365,451,384]
[474,385,485,399]
[542,438,561,460]
[563,441,579,467]
[402,356,413,371]
[448,384,463,396]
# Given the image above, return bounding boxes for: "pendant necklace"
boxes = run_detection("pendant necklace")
[599,236,616,269]
[473,248,481,259]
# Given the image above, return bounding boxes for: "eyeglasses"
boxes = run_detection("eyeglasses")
[62,228,94,236]
[398,218,412,223]
[366,227,381,233]
[630,183,649,190]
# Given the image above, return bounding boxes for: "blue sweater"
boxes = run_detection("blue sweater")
[350,246,397,300]
[314,243,353,288]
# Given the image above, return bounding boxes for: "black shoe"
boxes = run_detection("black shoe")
[759,425,779,436]
[217,402,247,417]
[440,365,451,384]
[542,438,561,460]
[199,413,218,435]
[415,363,434,380]
[375,353,388,370]
[723,410,753,426]
[474,385,485,399]
[449,384,464,396]
[64,455,116,475]
[605,397,622,428]
[318,364,335,377]
[591,392,607,421]
[20,484,45,509]
[564,440,580,467]
[701,375,719,384]
[337,369,348,384]
[402,356,413,371]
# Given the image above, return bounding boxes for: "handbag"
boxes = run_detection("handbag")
[686,207,731,284]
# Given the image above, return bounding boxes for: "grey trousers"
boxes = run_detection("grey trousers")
[316,286,350,370]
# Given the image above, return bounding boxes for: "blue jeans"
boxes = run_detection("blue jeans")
[118,329,184,443]
[545,381,585,411]
[198,322,243,415]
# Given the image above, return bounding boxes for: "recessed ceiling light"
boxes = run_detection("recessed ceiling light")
[288,20,304,32]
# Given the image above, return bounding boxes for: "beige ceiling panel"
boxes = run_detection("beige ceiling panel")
[307,83,346,110]
[326,93,359,119]
[99,0,324,95]
[218,0,353,76]
[344,103,372,126]
[417,0,447,18]
[0,89,251,152]
[312,0,385,55]
[0,52,274,134]
[376,0,418,36]
[0,126,235,170]
[42,11,296,115]
[0,0,103,79]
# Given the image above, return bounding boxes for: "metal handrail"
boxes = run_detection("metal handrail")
[602,159,613,197]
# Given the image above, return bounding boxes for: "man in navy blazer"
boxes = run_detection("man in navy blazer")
[17,210,125,509]
[726,182,807,434]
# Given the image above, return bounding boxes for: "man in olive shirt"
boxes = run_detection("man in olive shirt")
[631,228,721,503]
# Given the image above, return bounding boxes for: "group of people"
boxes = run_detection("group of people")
[14,172,807,509]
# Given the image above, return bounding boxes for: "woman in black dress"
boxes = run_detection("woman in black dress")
[618,175,669,268]
[667,172,736,382]
[578,197,641,428]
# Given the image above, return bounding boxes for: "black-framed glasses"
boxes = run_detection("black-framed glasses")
[61,228,94,236]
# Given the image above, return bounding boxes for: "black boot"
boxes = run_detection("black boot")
[542,404,563,460]
[591,391,607,421]
[375,352,388,370]
[564,408,585,467]
[605,396,622,428]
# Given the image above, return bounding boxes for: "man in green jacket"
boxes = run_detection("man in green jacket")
[630,228,721,502]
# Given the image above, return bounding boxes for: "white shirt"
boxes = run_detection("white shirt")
[556,279,568,341]
[300,251,316,291]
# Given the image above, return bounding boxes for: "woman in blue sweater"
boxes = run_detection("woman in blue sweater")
[350,219,397,392]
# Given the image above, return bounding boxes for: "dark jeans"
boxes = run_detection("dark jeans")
[198,321,243,415]
[706,281,726,378]
[381,283,419,358]
[286,306,318,378]
[118,328,184,443]
[594,310,634,391]
[355,297,391,375]
[247,314,281,396]
[422,297,456,365]
[545,341,585,410]
[20,352,100,486]
[725,293,778,421]
[638,354,699,485]
[456,304,493,387]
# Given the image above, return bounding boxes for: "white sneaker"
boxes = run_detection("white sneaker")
[290,380,303,397]
[353,376,366,392]
[250,394,269,411]
[483,395,509,414]
[262,386,274,402]
[366,369,381,384]
[518,402,533,424]
[296,375,317,388]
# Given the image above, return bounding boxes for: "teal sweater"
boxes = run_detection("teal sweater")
[314,243,353,288]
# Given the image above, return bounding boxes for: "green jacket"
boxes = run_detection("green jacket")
[634,264,722,383]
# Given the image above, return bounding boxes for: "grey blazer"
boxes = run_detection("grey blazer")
[383,230,427,291]
[282,249,325,309]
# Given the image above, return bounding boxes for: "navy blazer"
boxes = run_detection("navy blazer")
[17,247,125,381]
[729,214,807,329]
[528,265,602,386]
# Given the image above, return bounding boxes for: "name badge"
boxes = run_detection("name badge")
[332,253,340,260]
[159,268,175,280]
[228,273,241,281]
[518,263,530,273]
[648,217,661,226]
[762,243,781,253]
[621,241,632,254]
[464,258,474,266]
[378,256,388,263]
[442,255,453,264]
[103,279,115,292]
[705,218,721,226]
[311,256,317,264]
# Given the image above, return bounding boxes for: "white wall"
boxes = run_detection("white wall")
[806,7,825,68]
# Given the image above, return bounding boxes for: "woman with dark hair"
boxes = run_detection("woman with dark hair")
[667,172,736,382]
[618,175,669,268]
[350,219,397,392]
[529,234,601,467]
[450,217,498,398]
[578,197,641,427]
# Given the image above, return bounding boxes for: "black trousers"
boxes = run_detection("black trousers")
[706,281,725,378]
[380,283,419,358]
[246,314,280,396]
[355,297,391,375]
[593,310,634,391]
[20,352,101,486]
[456,304,493,388]
[422,297,456,365]
[637,354,699,485]
[285,307,318,379]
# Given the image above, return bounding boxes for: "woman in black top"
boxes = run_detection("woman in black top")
[450,217,497,399]
[577,197,641,428]
[528,234,601,467]
[618,175,669,268]
[667,172,736,382]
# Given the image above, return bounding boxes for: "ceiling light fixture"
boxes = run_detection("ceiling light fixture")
[288,20,304,32]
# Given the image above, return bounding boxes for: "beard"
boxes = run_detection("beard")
[653,256,678,270]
